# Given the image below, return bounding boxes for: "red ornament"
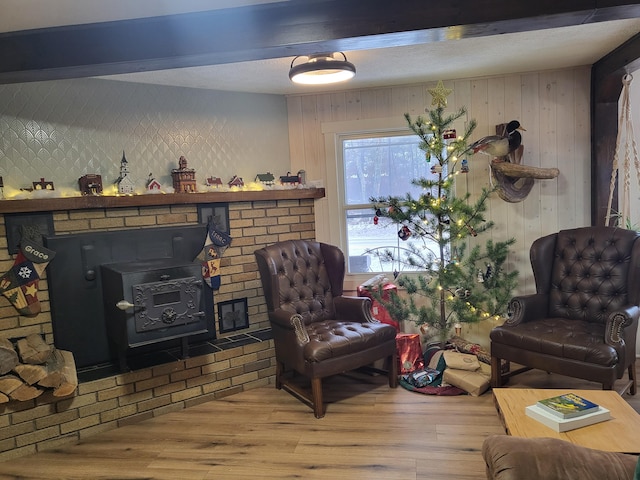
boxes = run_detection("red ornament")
[398,226,411,241]
[443,129,457,140]
[373,216,379,225]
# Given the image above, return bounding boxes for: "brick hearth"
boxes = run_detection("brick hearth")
[0,194,319,459]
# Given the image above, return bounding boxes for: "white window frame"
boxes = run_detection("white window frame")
[321,117,417,291]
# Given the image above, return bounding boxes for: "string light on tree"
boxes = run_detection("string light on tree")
[369,81,518,342]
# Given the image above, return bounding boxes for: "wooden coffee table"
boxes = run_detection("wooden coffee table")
[493,388,640,454]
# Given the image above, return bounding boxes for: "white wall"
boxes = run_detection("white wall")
[0,78,291,193]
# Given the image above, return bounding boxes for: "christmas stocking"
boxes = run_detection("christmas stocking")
[199,223,232,290]
[0,239,55,317]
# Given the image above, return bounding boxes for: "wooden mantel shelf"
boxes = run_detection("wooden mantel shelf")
[0,188,325,214]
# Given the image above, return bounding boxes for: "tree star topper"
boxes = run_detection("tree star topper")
[428,80,453,108]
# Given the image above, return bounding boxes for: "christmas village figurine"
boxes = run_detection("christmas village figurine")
[32,178,54,191]
[254,172,275,186]
[21,178,53,192]
[171,156,197,193]
[146,173,162,192]
[279,171,302,186]
[115,151,135,194]
[228,175,244,188]
[79,174,103,195]
[205,176,223,188]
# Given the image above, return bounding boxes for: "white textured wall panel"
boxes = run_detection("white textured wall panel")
[0,78,290,193]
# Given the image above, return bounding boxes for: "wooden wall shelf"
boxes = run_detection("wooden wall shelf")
[0,188,325,214]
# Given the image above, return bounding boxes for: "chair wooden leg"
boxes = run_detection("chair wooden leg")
[629,362,637,395]
[311,377,324,418]
[491,355,503,388]
[275,361,284,390]
[388,352,398,388]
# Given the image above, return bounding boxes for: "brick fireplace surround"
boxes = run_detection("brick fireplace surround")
[0,189,322,459]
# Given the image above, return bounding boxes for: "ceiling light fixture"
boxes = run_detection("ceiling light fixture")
[289,52,356,85]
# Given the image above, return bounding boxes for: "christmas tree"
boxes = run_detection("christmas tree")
[370,82,518,341]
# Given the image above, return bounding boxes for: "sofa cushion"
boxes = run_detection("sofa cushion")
[482,435,638,480]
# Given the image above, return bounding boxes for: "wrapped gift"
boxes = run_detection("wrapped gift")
[448,335,510,374]
[443,350,481,371]
[357,275,399,331]
[443,367,491,396]
[396,333,424,374]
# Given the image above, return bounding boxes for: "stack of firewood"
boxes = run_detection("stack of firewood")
[0,334,77,402]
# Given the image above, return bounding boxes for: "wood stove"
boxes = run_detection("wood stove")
[45,225,216,371]
[101,258,208,371]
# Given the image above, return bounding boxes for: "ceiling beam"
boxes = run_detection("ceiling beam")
[2,0,640,84]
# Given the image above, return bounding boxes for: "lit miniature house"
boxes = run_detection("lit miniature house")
[116,151,135,194]
[206,176,223,188]
[228,175,244,188]
[146,173,162,191]
[78,174,103,195]
[171,156,197,193]
[255,172,275,186]
[33,177,55,190]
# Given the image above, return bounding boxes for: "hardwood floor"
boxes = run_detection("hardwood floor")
[0,367,637,480]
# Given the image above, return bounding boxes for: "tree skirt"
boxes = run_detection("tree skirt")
[399,376,466,396]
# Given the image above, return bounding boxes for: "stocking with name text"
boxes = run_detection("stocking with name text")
[0,239,55,317]
[199,223,232,290]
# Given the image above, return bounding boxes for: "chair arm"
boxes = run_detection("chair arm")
[268,309,310,344]
[505,294,549,326]
[334,296,377,323]
[269,308,298,329]
[605,305,639,348]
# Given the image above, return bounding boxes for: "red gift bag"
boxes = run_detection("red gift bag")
[396,333,424,374]
[357,275,400,332]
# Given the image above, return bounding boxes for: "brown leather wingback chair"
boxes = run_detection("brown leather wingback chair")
[490,226,639,394]
[255,240,398,418]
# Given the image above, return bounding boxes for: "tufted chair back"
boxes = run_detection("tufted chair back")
[255,239,345,325]
[535,227,640,324]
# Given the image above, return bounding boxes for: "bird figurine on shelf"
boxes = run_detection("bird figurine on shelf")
[464,120,525,158]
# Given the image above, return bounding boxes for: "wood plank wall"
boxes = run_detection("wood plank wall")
[286,67,592,344]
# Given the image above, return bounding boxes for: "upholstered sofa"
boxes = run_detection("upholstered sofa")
[482,435,639,480]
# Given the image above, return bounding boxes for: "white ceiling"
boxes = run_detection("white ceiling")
[3,1,640,95]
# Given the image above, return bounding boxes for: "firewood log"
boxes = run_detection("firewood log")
[39,350,78,397]
[16,334,52,365]
[0,338,19,375]
[0,392,8,404]
[0,374,25,395]
[13,363,48,385]
[9,383,44,401]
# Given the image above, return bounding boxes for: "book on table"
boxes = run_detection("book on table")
[535,392,599,419]
[525,404,611,432]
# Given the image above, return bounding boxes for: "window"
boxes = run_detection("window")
[340,133,441,274]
